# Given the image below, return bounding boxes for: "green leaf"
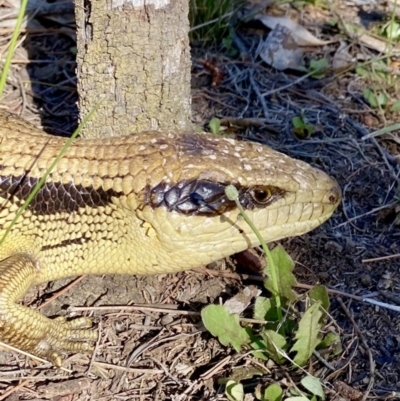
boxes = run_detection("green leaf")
[209,117,221,134]
[383,20,400,40]
[292,116,305,129]
[308,285,330,314]
[327,18,338,26]
[225,380,244,401]
[377,92,389,106]
[301,376,325,400]
[318,332,342,355]
[363,88,377,108]
[222,33,239,57]
[292,1,307,8]
[363,88,389,108]
[249,337,270,361]
[290,302,323,366]
[309,58,329,78]
[311,58,329,69]
[292,116,314,138]
[355,66,371,79]
[253,297,290,332]
[259,329,287,364]
[264,246,297,303]
[254,296,272,320]
[201,305,250,352]
[263,383,283,401]
[391,100,400,112]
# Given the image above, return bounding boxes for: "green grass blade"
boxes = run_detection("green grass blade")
[225,185,282,320]
[0,0,29,97]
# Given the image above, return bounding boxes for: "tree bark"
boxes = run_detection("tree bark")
[75,0,192,138]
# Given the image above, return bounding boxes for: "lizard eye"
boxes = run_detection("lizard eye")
[250,186,272,204]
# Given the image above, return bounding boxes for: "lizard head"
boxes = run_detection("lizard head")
[133,132,341,273]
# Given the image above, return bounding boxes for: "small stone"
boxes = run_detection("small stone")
[160,314,174,326]
[360,274,371,287]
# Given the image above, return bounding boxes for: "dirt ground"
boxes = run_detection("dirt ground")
[0,0,399,400]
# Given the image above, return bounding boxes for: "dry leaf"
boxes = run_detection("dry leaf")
[344,22,400,56]
[258,24,304,71]
[332,40,354,71]
[255,15,334,46]
[334,381,363,401]
[224,286,261,315]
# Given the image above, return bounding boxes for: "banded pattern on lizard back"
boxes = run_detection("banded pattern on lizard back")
[0,111,341,365]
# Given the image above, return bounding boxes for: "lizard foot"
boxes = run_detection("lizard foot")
[0,253,98,366]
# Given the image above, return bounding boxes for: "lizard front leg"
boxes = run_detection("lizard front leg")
[0,253,98,366]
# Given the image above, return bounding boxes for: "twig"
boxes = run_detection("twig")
[337,298,375,401]
[362,253,400,263]
[38,276,86,310]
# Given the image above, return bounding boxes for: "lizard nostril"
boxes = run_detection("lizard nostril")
[326,184,341,206]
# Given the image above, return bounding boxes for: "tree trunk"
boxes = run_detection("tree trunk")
[75,0,192,138]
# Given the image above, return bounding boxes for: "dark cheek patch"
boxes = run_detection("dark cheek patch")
[149,180,237,216]
[147,180,285,216]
